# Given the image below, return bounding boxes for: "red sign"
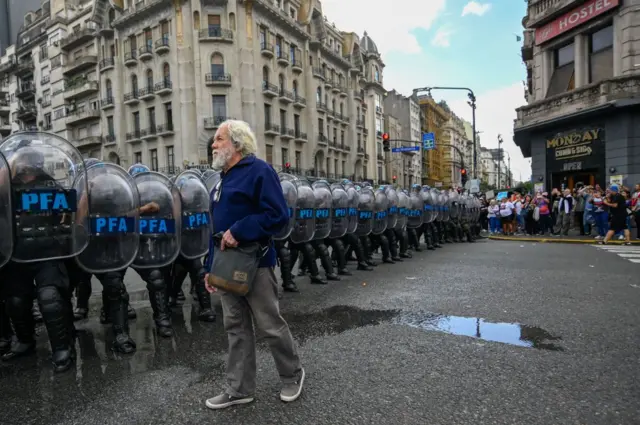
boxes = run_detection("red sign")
[535,0,619,45]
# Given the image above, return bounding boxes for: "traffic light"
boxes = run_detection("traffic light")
[460,168,468,185]
[392,175,397,183]
[382,133,390,152]
[284,162,291,172]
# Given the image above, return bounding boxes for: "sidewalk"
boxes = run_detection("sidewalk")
[489,232,640,245]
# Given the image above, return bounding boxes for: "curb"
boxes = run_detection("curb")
[488,235,640,245]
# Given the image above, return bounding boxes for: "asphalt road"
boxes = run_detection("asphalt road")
[1,239,639,425]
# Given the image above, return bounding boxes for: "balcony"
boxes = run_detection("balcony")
[104,135,116,145]
[204,116,229,129]
[356,119,365,128]
[280,127,294,140]
[63,55,98,76]
[138,86,155,100]
[17,105,37,121]
[41,99,51,108]
[65,108,100,126]
[156,123,174,136]
[324,79,333,90]
[515,75,640,150]
[154,80,173,95]
[260,42,274,58]
[338,85,348,97]
[312,67,325,80]
[0,98,9,115]
[0,121,11,135]
[41,75,50,85]
[141,126,158,139]
[199,27,234,43]
[124,91,140,105]
[126,130,142,142]
[112,0,173,29]
[16,83,36,99]
[318,134,328,145]
[60,25,97,51]
[294,131,307,142]
[291,59,303,73]
[354,90,364,100]
[278,89,294,104]
[63,80,99,101]
[15,59,34,77]
[331,83,340,94]
[276,51,289,66]
[99,57,115,72]
[124,51,138,66]
[138,45,153,61]
[101,96,115,109]
[75,135,103,149]
[316,102,327,113]
[205,73,232,86]
[293,95,306,108]
[521,29,535,62]
[155,37,170,54]
[0,56,17,75]
[357,147,365,156]
[262,81,278,97]
[265,122,280,136]
[527,0,583,28]
[377,153,384,161]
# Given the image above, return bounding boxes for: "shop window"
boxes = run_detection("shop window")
[589,25,613,84]
[546,42,575,98]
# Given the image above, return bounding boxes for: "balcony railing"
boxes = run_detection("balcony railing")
[204,116,229,129]
[139,45,153,59]
[154,80,173,94]
[260,42,274,56]
[199,27,234,42]
[126,130,142,141]
[205,73,232,85]
[60,25,97,50]
[99,57,115,71]
[155,36,169,52]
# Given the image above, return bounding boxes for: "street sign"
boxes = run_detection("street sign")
[469,179,480,194]
[391,146,420,153]
[422,132,436,151]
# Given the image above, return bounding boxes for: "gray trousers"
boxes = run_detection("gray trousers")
[220,267,302,398]
[555,210,571,235]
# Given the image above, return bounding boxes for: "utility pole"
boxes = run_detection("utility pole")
[497,134,503,188]
[412,86,478,178]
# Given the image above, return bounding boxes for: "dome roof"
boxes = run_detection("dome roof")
[360,31,378,54]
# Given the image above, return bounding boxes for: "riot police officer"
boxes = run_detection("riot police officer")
[274,173,299,292]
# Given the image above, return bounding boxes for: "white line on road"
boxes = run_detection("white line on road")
[593,245,640,265]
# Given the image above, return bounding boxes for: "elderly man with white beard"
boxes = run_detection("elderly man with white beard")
[203,120,305,409]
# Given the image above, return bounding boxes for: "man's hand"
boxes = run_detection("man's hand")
[220,229,239,251]
[204,274,217,293]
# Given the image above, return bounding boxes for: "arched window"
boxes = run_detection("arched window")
[163,63,170,84]
[210,53,224,76]
[316,86,322,102]
[193,11,200,30]
[229,12,236,31]
[292,80,298,97]
[106,79,112,98]
[374,66,380,82]
[131,74,138,93]
[262,66,269,84]
[146,69,153,89]
[278,74,285,91]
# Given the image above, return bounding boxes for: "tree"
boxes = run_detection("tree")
[516,181,534,194]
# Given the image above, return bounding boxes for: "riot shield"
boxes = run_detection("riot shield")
[290,178,315,244]
[385,186,399,229]
[204,171,222,194]
[0,132,89,262]
[189,168,204,177]
[449,190,459,219]
[74,163,140,274]
[343,182,359,234]
[175,170,211,259]
[329,183,349,239]
[440,192,450,222]
[132,171,181,268]
[395,189,409,230]
[274,173,297,241]
[355,185,375,236]
[407,186,423,229]
[128,163,150,176]
[372,187,388,235]
[420,187,432,224]
[311,180,333,240]
[429,188,440,222]
[202,169,217,182]
[0,152,13,268]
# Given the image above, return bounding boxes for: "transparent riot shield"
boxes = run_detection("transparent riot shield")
[407,187,423,229]
[355,185,375,236]
[0,152,13,268]
[440,192,450,222]
[385,186,399,229]
[420,187,432,224]
[343,182,359,234]
[74,163,140,273]
[274,173,298,241]
[204,170,222,194]
[175,170,211,259]
[128,163,150,176]
[429,188,440,223]
[202,169,217,183]
[311,180,333,240]
[449,190,460,220]
[132,171,181,268]
[372,187,388,235]
[290,178,315,244]
[0,132,89,262]
[395,190,409,230]
[329,182,349,239]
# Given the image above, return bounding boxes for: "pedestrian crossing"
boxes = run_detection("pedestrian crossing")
[594,244,640,264]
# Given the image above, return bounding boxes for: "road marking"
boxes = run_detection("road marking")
[594,245,640,264]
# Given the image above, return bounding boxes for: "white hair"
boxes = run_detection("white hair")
[222,119,258,157]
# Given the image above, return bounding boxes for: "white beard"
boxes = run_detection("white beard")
[211,147,233,170]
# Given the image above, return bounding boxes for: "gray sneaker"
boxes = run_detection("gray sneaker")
[280,368,305,402]
[205,393,254,410]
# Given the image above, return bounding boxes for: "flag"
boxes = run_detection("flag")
[516,35,522,42]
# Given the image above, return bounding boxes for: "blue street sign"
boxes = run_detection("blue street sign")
[392,146,420,153]
[422,132,436,151]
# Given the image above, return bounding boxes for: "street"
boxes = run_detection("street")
[1,240,639,425]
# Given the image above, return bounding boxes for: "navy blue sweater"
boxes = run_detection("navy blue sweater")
[204,155,288,271]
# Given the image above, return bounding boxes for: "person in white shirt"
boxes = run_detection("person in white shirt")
[499,198,515,235]
[487,200,500,233]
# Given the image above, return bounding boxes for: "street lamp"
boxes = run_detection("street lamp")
[497,134,503,188]
[412,86,478,179]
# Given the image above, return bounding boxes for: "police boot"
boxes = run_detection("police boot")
[108,287,136,354]
[192,266,216,322]
[0,300,14,355]
[378,235,395,264]
[315,243,340,281]
[279,245,299,292]
[38,287,75,373]
[386,230,403,262]
[302,243,326,284]
[32,299,43,323]
[2,296,36,361]
[332,239,352,276]
[297,253,308,277]
[396,229,411,258]
[361,237,378,267]
[350,237,372,271]
[74,279,92,321]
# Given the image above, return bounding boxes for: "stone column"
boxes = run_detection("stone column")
[574,34,589,87]
[541,49,552,99]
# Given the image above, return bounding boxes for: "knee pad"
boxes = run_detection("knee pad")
[146,269,166,292]
[37,286,64,315]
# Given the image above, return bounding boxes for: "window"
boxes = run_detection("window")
[292,80,298,97]
[150,149,158,171]
[546,42,575,97]
[276,36,283,57]
[166,146,175,168]
[208,14,220,32]
[266,145,273,164]
[107,116,114,136]
[295,151,301,169]
[331,99,336,112]
[340,130,345,145]
[44,113,51,128]
[259,27,267,49]
[161,21,170,37]
[333,127,337,142]
[264,103,272,126]
[145,28,152,49]
[263,66,270,84]
[133,112,140,132]
[378,166,383,179]
[193,11,200,30]
[211,53,224,76]
[375,117,382,133]
[146,69,153,89]
[290,44,296,61]
[106,79,112,98]
[316,87,322,102]
[212,95,226,118]
[334,159,338,174]
[357,134,361,148]
[278,74,285,92]
[281,148,289,165]
[165,102,173,128]
[148,107,156,130]
[131,74,138,93]
[342,160,346,175]
[294,114,301,134]
[133,152,143,165]
[163,63,170,84]
[589,25,613,83]
[280,109,286,129]
[340,103,344,115]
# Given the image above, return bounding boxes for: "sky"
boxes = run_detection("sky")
[321,0,532,183]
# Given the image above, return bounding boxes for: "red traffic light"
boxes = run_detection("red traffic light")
[285,162,291,168]
[461,169,467,175]
[382,133,389,141]
[392,175,397,180]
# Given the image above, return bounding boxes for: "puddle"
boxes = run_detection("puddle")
[395,313,564,351]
